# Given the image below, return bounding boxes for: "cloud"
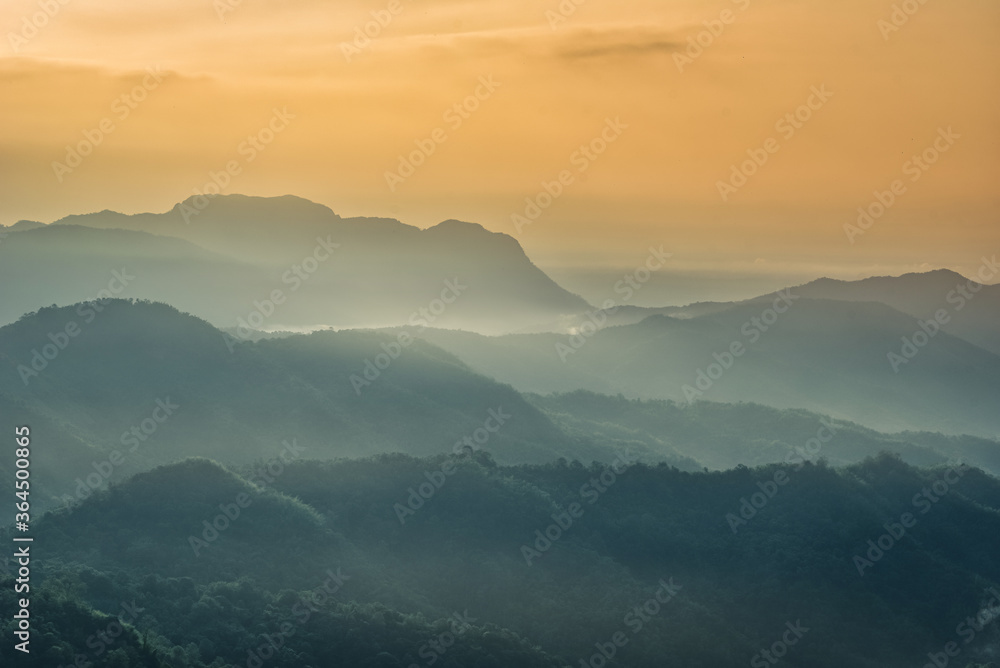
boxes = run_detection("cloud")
[553,27,681,60]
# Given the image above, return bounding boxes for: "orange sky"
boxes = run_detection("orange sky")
[1,0,997,278]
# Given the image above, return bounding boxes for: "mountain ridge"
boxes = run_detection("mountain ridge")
[1,195,592,333]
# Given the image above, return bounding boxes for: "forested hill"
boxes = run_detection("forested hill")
[3,454,998,667]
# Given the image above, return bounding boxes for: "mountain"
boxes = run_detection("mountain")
[0,223,264,327]
[16,194,591,333]
[794,269,1000,354]
[412,296,1000,438]
[2,459,568,667]
[528,390,1000,472]
[4,454,999,667]
[527,268,1000,348]
[56,194,364,264]
[520,302,739,335]
[0,300,664,511]
[1,299,997,517]
[1,220,46,232]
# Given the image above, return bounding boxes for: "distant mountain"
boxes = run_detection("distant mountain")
[794,269,1000,354]
[0,300,664,510]
[20,194,592,333]
[7,454,1000,667]
[1,219,46,232]
[412,297,1000,438]
[3,300,996,513]
[529,390,1000,473]
[520,301,734,335]
[0,224,263,326]
[528,268,1000,350]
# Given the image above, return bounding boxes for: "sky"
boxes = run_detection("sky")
[1,0,997,290]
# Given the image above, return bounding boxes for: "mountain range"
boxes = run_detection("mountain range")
[2,195,996,443]
[3,452,999,667]
[1,194,998,668]
[0,195,589,334]
[1,300,997,516]
[412,295,1000,438]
